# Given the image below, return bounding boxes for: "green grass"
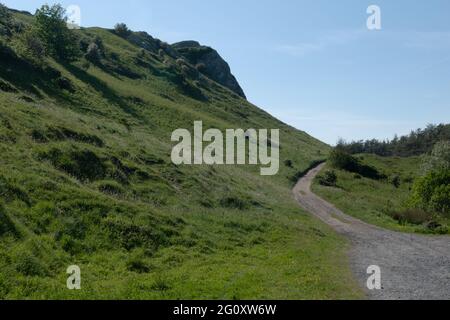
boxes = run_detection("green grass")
[312,154,449,234]
[0,9,364,299]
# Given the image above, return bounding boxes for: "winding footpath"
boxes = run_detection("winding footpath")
[293,164,450,300]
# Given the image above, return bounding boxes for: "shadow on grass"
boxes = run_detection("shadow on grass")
[62,63,140,119]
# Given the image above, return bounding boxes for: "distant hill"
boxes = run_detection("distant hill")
[337,124,450,157]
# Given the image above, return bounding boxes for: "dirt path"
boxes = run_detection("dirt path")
[293,164,450,300]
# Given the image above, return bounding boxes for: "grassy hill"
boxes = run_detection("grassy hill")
[0,7,363,299]
[313,154,450,234]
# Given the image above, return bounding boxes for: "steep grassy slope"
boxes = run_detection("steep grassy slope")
[313,155,450,234]
[0,9,363,299]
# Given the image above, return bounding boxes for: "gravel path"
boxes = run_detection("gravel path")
[293,164,450,300]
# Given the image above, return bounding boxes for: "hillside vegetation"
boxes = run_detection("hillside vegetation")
[337,124,450,157]
[0,4,364,299]
[313,152,450,234]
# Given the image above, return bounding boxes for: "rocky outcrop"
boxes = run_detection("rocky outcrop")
[172,41,246,99]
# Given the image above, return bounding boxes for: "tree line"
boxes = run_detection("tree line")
[337,124,450,157]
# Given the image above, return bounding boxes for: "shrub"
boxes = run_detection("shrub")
[14,253,47,276]
[114,23,130,37]
[422,141,450,174]
[429,184,450,216]
[195,63,206,73]
[19,28,46,60]
[328,149,384,180]
[410,170,450,215]
[59,235,82,255]
[390,174,401,188]
[176,58,186,66]
[38,147,107,181]
[389,209,432,225]
[328,149,359,172]
[422,221,448,234]
[104,217,171,251]
[55,76,74,91]
[220,196,248,210]
[318,170,337,187]
[290,160,325,183]
[34,4,80,61]
[126,250,150,273]
[284,159,293,168]
[93,36,104,54]
[85,42,101,62]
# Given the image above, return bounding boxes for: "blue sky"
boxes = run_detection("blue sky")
[5,0,450,144]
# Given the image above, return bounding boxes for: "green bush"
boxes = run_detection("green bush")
[114,23,131,37]
[388,209,432,225]
[104,217,172,251]
[329,149,359,172]
[284,159,293,168]
[410,170,450,215]
[85,42,101,62]
[14,253,47,277]
[429,184,450,215]
[20,28,46,62]
[329,149,384,180]
[318,170,337,187]
[59,235,83,255]
[38,147,107,181]
[220,196,248,210]
[126,250,150,273]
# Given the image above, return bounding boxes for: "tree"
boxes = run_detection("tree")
[422,141,450,174]
[114,23,130,37]
[34,4,80,61]
[336,124,450,157]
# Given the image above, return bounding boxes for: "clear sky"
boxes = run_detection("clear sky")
[5,0,450,144]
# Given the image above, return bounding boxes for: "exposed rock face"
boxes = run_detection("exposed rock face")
[172,41,246,99]
[122,33,246,99]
